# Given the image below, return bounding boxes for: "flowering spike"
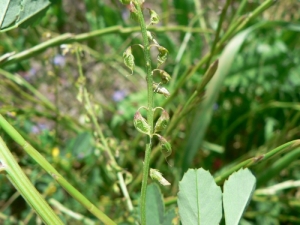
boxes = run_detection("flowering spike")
[158,135,172,158]
[157,46,168,68]
[154,110,169,133]
[133,111,150,135]
[153,83,170,98]
[150,168,171,186]
[123,46,135,75]
[148,9,159,25]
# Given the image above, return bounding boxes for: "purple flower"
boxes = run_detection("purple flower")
[112,90,127,102]
[53,54,66,67]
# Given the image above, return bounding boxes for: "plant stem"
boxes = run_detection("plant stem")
[205,0,232,69]
[134,1,155,224]
[0,26,211,67]
[0,114,116,225]
[0,136,64,225]
[75,49,134,213]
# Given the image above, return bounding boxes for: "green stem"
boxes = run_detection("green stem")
[205,0,232,69]
[0,137,64,225]
[162,0,276,108]
[134,2,154,224]
[0,114,116,225]
[214,140,300,184]
[0,26,211,67]
[75,49,134,213]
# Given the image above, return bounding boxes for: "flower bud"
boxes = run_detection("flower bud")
[123,46,135,75]
[157,46,168,68]
[153,69,171,84]
[153,83,170,98]
[154,110,169,133]
[148,9,159,25]
[150,168,170,186]
[133,111,150,135]
[158,135,172,158]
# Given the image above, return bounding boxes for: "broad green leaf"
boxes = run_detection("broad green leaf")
[0,0,20,28]
[0,0,51,30]
[177,168,222,225]
[18,0,51,28]
[146,183,164,225]
[223,168,256,225]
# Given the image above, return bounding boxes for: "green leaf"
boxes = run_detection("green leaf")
[0,0,51,30]
[177,168,222,225]
[223,168,256,225]
[18,0,51,28]
[0,0,20,28]
[146,183,164,225]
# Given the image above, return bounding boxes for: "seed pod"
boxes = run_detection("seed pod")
[133,111,150,135]
[158,135,172,158]
[153,83,170,98]
[148,9,159,25]
[154,110,169,133]
[123,46,135,75]
[157,46,168,68]
[153,69,171,84]
[150,168,171,186]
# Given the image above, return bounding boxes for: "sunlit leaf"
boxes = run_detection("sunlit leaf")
[0,0,51,30]
[177,168,222,225]
[223,168,256,225]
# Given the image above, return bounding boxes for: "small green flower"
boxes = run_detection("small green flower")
[133,111,150,135]
[158,135,172,158]
[153,83,170,98]
[150,168,170,186]
[148,9,159,25]
[157,46,168,68]
[154,110,169,133]
[123,46,135,75]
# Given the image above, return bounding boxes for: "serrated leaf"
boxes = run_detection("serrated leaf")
[146,183,165,225]
[177,168,222,225]
[223,168,256,225]
[0,0,51,30]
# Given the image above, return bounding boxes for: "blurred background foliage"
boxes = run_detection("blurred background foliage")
[0,0,300,224]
